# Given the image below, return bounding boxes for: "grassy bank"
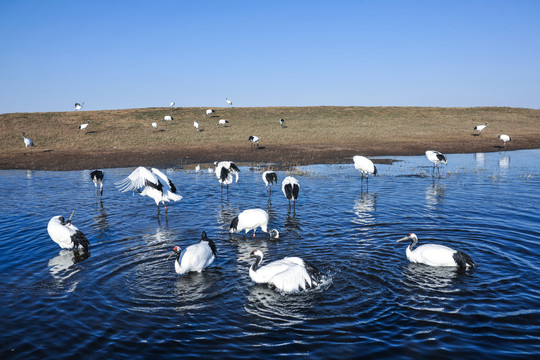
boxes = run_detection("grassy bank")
[1,106,539,170]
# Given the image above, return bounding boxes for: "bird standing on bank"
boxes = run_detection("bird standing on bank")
[226,98,232,107]
[79,122,89,131]
[353,155,377,186]
[152,122,158,130]
[170,101,175,108]
[47,213,89,252]
[90,170,104,196]
[167,231,217,274]
[217,119,229,126]
[206,109,215,116]
[396,233,476,269]
[22,132,34,153]
[115,167,183,215]
[248,136,259,149]
[194,121,199,132]
[75,102,84,111]
[279,118,285,127]
[474,122,488,136]
[425,150,447,177]
[245,250,322,293]
[230,208,279,238]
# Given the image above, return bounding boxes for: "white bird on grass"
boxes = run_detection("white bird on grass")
[279,118,285,127]
[498,134,511,149]
[425,150,447,177]
[353,155,377,185]
[170,101,175,108]
[22,132,34,153]
[75,102,84,111]
[217,119,229,126]
[194,121,199,131]
[115,167,183,215]
[163,115,173,121]
[47,213,89,252]
[282,176,300,210]
[248,135,259,148]
[152,122,158,130]
[226,98,232,107]
[90,170,104,196]
[79,122,89,131]
[474,122,488,135]
[167,231,217,275]
[230,208,279,238]
[206,109,215,116]
[396,233,476,269]
[245,250,322,293]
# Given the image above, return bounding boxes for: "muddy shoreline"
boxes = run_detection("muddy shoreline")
[2,140,537,171]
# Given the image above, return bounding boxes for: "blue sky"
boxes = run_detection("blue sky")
[1,0,539,113]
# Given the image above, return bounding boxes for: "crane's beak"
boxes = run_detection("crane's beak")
[238,253,253,262]
[397,235,412,243]
[68,210,75,223]
[166,251,175,261]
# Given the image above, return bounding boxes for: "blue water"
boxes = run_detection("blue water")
[0,150,539,359]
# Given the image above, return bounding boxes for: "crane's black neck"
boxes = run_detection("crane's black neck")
[408,237,418,251]
[251,255,262,271]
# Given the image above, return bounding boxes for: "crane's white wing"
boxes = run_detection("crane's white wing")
[115,166,157,193]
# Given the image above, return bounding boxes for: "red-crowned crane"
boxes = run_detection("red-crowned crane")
[90,170,104,196]
[75,102,84,111]
[353,155,377,186]
[262,171,278,195]
[229,208,279,239]
[22,132,34,153]
[396,233,475,269]
[498,134,511,149]
[248,136,259,149]
[167,231,217,274]
[47,213,89,252]
[206,109,215,116]
[474,122,488,136]
[115,167,183,215]
[244,250,322,293]
[425,150,447,177]
[282,176,300,211]
[214,161,240,194]
[226,98,232,107]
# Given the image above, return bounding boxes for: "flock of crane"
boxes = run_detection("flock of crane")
[35,100,517,292]
[45,153,479,293]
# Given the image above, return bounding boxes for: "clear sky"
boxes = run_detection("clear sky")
[1,0,539,114]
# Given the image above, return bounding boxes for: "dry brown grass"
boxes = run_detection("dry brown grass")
[1,106,539,170]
